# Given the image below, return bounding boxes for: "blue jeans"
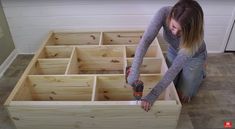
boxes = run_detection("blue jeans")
[166,47,207,98]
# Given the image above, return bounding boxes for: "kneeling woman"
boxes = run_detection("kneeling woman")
[127,0,207,111]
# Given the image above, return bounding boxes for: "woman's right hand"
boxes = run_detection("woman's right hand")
[126,66,139,86]
[141,99,152,112]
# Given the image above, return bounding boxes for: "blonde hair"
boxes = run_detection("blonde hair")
[167,0,204,55]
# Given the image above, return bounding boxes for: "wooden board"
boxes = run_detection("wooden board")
[7,101,180,129]
[4,30,181,129]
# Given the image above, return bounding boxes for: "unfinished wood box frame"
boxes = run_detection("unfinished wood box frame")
[4,30,181,129]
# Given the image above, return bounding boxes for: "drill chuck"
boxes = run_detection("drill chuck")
[132,80,144,100]
[125,66,144,100]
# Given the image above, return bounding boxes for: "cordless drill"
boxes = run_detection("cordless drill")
[125,66,144,100]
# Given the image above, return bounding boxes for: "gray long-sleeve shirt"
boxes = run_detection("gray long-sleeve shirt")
[127,6,207,104]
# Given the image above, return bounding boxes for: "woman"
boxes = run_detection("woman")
[127,0,207,112]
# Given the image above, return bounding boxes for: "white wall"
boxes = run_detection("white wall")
[1,0,235,53]
[226,12,235,51]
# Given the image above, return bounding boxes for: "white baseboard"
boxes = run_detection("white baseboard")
[207,51,224,53]
[0,49,18,78]
[17,52,34,55]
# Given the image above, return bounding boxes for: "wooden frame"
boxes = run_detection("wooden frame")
[4,30,181,129]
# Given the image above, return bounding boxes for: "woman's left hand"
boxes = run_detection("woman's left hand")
[141,99,152,112]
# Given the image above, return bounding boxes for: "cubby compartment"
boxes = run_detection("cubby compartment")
[38,46,73,58]
[13,75,94,101]
[139,75,165,99]
[95,76,133,101]
[67,46,125,74]
[29,59,69,75]
[94,75,165,101]
[127,58,162,74]
[46,32,101,45]
[126,45,158,58]
[102,31,143,45]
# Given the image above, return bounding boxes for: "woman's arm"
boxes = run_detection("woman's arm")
[127,6,170,85]
[142,51,191,107]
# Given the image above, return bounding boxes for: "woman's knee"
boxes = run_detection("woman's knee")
[177,90,192,103]
[177,66,204,99]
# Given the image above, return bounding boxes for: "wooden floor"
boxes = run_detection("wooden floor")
[0,53,235,129]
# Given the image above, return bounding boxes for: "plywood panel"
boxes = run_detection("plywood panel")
[13,75,95,101]
[126,45,158,58]
[29,59,69,75]
[7,101,180,129]
[127,58,162,74]
[102,31,143,45]
[38,46,73,58]
[76,46,124,74]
